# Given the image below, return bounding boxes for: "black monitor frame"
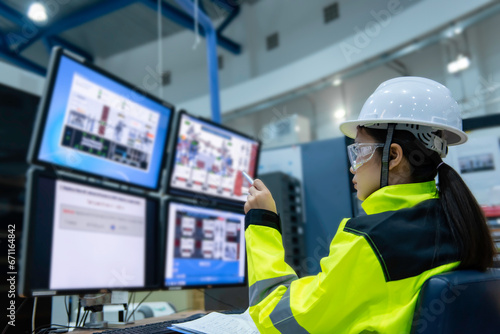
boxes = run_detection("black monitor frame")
[27,47,175,192]
[165,110,261,208]
[19,168,162,297]
[161,198,248,291]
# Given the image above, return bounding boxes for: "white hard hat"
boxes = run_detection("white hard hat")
[340,77,467,157]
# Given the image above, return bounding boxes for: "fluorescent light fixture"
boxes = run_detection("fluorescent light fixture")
[447,54,470,74]
[332,78,342,86]
[334,108,346,119]
[28,2,48,22]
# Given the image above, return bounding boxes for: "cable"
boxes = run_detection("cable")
[75,298,81,329]
[192,0,201,50]
[132,292,136,322]
[80,310,89,327]
[126,291,153,322]
[125,291,133,322]
[32,297,38,334]
[64,296,70,327]
[157,0,164,99]
[33,323,88,334]
[200,289,237,309]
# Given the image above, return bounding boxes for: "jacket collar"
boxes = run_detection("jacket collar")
[361,181,439,215]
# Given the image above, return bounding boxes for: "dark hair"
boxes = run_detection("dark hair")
[361,126,496,271]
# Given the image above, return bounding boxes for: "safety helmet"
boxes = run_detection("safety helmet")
[340,77,468,158]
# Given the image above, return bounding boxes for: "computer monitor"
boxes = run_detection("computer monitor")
[28,47,174,191]
[166,110,260,205]
[19,169,160,297]
[163,200,246,289]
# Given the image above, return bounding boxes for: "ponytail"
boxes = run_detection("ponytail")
[361,126,496,270]
[437,163,495,270]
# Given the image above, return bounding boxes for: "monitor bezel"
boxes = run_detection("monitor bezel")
[27,47,175,192]
[165,109,261,207]
[19,168,162,297]
[161,198,248,291]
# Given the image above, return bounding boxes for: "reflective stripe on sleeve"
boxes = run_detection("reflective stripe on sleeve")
[249,274,297,306]
[269,288,309,334]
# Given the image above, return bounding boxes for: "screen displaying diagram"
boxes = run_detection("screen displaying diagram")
[164,201,246,287]
[60,74,159,171]
[36,54,172,189]
[169,113,259,203]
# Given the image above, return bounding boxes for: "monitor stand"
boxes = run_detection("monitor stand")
[80,291,130,329]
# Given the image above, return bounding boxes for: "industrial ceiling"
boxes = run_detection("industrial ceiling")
[0,0,257,75]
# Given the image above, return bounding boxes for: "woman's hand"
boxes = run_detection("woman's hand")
[244,179,277,214]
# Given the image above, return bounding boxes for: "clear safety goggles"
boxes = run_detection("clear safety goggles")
[347,143,385,171]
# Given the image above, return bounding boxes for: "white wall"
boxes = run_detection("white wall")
[225,7,500,147]
[0,60,44,96]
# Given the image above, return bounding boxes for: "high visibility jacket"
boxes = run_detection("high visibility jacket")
[245,181,460,333]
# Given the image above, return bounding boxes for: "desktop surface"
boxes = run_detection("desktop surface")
[70,308,248,334]
[69,310,204,334]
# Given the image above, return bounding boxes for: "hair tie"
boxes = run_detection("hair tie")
[436,162,445,170]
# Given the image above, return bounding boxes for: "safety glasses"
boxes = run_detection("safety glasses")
[347,143,385,171]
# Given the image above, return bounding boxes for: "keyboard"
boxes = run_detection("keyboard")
[96,309,246,334]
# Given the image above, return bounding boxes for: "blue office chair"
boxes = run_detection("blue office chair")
[410,268,500,334]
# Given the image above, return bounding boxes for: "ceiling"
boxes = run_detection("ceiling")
[0,0,258,179]
[0,0,257,73]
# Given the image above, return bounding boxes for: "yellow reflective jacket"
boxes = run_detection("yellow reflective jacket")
[245,181,460,333]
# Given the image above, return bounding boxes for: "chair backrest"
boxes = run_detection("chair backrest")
[411,268,500,334]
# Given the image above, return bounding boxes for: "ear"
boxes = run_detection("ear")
[388,143,404,171]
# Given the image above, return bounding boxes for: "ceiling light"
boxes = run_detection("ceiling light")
[454,26,463,35]
[447,54,470,74]
[332,78,342,86]
[28,2,48,23]
[334,108,346,119]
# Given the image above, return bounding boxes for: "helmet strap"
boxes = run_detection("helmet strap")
[380,123,396,188]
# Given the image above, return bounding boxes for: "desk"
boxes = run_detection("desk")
[71,310,205,333]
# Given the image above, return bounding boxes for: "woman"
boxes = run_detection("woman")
[244,77,496,333]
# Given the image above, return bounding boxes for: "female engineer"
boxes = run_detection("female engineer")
[244,77,496,333]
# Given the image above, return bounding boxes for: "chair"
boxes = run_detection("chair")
[410,268,500,334]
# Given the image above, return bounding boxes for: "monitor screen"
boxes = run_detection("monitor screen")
[29,47,174,191]
[164,200,246,288]
[167,111,260,205]
[19,170,160,297]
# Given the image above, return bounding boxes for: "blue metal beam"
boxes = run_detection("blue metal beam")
[140,0,241,54]
[0,44,46,76]
[14,0,137,54]
[41,36,52,54]
[216,4,240,35]
[174,0,221,123]
[208,0,238,13]
[0,1,26,26]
